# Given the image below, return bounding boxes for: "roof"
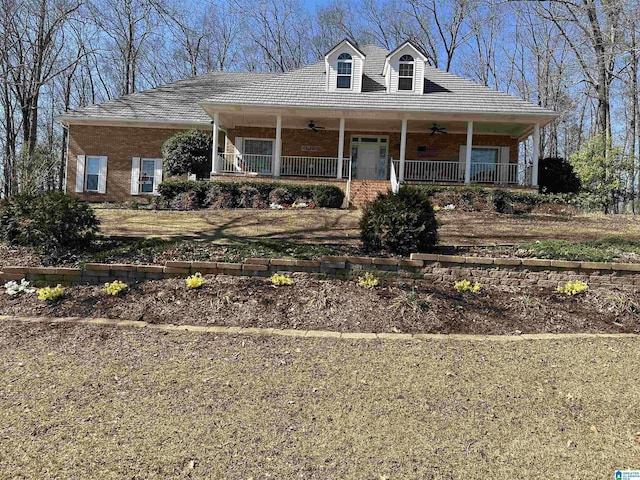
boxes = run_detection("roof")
[203,45,557,118]
[385,40,428,60]
[324,38,367,59]
[58,71,276,124]
[59,44,557,125]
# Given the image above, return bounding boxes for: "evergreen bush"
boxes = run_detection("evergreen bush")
[0,191,99,251]
[538,157,581,194]
[360,186,438,255]
[161,129,212,179]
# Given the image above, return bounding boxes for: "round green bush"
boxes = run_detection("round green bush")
[538,157,581,194]
[360,186,438,255]
[312,185,344,208]
[0,191,99,251]
[161,129,212,179]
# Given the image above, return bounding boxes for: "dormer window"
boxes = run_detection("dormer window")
[337,53,353,89]
[398,55,414,91]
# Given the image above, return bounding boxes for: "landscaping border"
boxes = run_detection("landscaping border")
[1,315,637,341]
[2,254,640,291]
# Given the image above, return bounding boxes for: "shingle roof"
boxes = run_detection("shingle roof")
[59,44,556,124]
[203,45,557,118]
[58,71,276,124]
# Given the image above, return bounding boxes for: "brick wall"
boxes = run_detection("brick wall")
[67,124,199,202]
[3,256,640,292]
[226,127,519,162]
[67,123,519,202]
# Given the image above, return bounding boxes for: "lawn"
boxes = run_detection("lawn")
[95,208,362,244]
[1,321,639,478]
[95,208,640,246]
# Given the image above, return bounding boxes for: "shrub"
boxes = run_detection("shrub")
[312,185,344,208]
[237,185,266,208]
[557,280,589,296]
[360,186,438,256]
[538,157,581,194]
[0,191,99,252]
[205,183,238,209]
[186,272,205,289]
[269,187,294,205]
[170,191,199,210]
[271,273,294,286]
[158,180,344,210]
[454,279,482,293]
[358,272,379,288]
[104,280,128,296]
[161,129,212,179]
[37,284,65,301]
[4,279,35,297]
[157,180,209,203]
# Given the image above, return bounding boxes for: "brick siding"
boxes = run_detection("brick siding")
[66,124,202,202]
[227,127,519,163]
[67,123,519,202]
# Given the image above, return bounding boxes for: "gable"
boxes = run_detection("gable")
[383,43,427,95]
[324,39,366,93]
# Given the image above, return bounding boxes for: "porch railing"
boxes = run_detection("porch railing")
[392,160,530,185]
[281,156,348,178]
[220,153,273,175]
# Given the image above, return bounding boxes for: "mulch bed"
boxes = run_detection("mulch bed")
[0,274,637,335]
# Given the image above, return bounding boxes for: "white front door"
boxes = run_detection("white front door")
[358,144,380,180]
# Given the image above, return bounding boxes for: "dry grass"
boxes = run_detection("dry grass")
[1,321,639,478]
[438,211,640,245]
[96,208,640,246]
[95,208,361,244]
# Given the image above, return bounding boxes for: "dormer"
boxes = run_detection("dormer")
[324,39,366,93]
[383,40,428,94]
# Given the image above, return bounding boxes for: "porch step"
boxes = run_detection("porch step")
[349,180,392,207]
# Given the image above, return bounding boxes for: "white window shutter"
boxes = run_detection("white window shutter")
[500,146,511,184]
[98,156,108,194]
[131,157,140,195]
[153,159,163,195]
[234,136,244,172]
[458,145,467,182]
[75,155,85,193]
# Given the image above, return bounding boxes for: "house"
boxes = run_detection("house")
[57,39,558,205]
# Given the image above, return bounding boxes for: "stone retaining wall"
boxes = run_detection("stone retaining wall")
[2,254,640,291]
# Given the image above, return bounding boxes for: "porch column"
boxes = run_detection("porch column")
[337,118,345,179]
[399,119,407,183]
[210,113,220,175]
[464,121,473,184]
[532,123,540,188]
[274,115,282,177]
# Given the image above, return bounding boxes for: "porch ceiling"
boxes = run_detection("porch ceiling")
[218,113,526,138]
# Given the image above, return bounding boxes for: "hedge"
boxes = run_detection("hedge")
[157,180,345,209]
[413,185,600,213]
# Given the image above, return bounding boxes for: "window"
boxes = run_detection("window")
[398,54,414,91]
[243,139,273,156]
[140,159,162,194]
[85,156,101,192]
[470,147,499,181]
[76,155,106,194]
[337,52,353,89]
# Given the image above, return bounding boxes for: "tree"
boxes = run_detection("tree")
[161,129,212,179]
[570,135,633,212]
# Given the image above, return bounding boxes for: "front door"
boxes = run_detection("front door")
[351,136,389,180]
[358,144,380,180]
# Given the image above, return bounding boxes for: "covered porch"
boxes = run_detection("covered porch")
[204,107,545,188]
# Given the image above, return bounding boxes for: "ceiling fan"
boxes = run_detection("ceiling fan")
[429,123,447,135]
[308,120,326,132]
